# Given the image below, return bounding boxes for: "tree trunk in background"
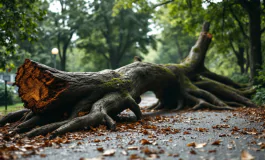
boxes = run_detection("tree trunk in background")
[245,48,250,74]
[245,0,262,81]
[238,47,245,74]
[110,54,120,69]
[61,50,66,71]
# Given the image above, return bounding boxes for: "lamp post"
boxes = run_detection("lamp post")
[3,74,10,111]
[51,48,59,68]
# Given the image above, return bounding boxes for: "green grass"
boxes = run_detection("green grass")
[0,103,24,116]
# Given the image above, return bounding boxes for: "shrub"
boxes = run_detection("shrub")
[252,86,265,106]
[252,64,265,106]
[231,73,250,84]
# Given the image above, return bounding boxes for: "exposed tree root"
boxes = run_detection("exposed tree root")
[0,22,257,138]
[25,120,69,138]
[0,109,29,127]
[194,79,256,107]
[200,69,249,88]
[185,94,233,110]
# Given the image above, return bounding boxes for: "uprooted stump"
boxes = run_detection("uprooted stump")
[0,22,256,139]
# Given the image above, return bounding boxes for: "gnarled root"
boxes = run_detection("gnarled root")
[14,91,141,138]
[0,109,29,127]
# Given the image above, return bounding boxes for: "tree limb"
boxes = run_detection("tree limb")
[153,0,174,9]
[229,38,239,57]
[57,32,62,60]
[229,5,249,39]
[236,0,250,12]
[101,52,110,61]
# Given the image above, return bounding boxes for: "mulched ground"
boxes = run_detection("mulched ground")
[0,95,265,160]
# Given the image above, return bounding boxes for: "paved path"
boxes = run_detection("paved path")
[2,93,265,160]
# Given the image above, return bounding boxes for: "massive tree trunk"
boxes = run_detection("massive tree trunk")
[0,22,256,139]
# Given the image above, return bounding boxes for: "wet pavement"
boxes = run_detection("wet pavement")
[3,92,265,160]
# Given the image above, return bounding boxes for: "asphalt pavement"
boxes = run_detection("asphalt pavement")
[5,92,265,160]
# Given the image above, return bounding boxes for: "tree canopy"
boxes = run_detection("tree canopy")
[0,0,46,69]
[0,0,264,84]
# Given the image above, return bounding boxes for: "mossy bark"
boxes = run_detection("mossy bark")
[0,22,256,138]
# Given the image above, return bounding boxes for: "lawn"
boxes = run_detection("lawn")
[0,103,24,117]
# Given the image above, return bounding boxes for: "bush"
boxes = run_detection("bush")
[0,84,16,106]
[252,64,265,106]
[252,86,265,106]
[231,73,250,84]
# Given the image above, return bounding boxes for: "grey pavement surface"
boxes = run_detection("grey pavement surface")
[10,93,265,160]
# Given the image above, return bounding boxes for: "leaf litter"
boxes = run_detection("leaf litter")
[0,106,265,159]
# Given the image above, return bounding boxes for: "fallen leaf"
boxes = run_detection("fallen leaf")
[130,154,141,159]
[149,154,159,159]
[187,142,207,148]
[208,150,216,153]
[80,157,102,160]
[187,142,196,147]
[121,150,128,155]
[227,144,234,150]
[142,147,152,155]
[219,134,228,137]
[190,149,196,154]
[97,147,104,152]
[195,143,207,148]
[128,140,135,145]
[258,142,265,149]
[103,149,116,156]
[212,140,222,145]
[127,146,138,150]
[142,130,149,135]
[232,126,240,131]
[241,150,254,160]
[140,139,152,145]
[194,128,208,132]
[77,141,83,145]
[40,154,47,157]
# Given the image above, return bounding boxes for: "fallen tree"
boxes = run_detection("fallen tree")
[0,22,256,139]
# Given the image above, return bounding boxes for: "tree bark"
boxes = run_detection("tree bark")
[0,22,256,138]
[239,0,262,81]
[248,2,262,80]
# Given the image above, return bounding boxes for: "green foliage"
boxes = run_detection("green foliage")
[256,64,265,85]
[114,0,265,80]
[152,27,196,64]
[230,73,249,84]
[0,0,46,69]
[113,0,152,15]
[252,64,265,106]
[77,0,155,69]
[252,87,265,106]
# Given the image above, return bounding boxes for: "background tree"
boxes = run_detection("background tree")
[151,6,197,64]
[48,0,87,71]
[114,0,265,81]
[204,2,250,75]
[77,0,156,69]
[0,0,46,69]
